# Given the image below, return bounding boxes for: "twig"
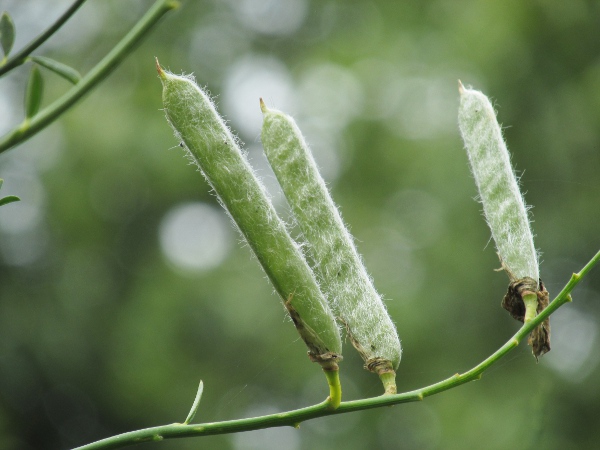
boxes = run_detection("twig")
[72,249,600,450]
[0,0,88,77]
[0,0,179,154]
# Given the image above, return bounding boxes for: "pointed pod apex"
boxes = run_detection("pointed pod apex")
[458,79,465,95]
[259,97,268,114]
[155,57,166,79]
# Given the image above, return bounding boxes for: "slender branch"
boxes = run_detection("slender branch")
[72,249,600,450]
[0,0,179,154]
[0,0,88,76]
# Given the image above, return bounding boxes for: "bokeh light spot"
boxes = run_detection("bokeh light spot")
[297,63,364,132]
[223,55,296,138]
[545,306,599,382]
[232,0,309,36]
[159,202,232,273]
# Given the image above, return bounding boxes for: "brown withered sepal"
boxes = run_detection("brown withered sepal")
[502,277,550,360]
[284,296,342,370]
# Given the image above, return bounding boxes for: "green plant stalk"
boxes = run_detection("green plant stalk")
[323,368,342,410]
[0,0,88,76]
[523,292,538,323]
[0,0,178,154]
[157,64,342,365]
[73,249,600,450]
[260,101,401,392]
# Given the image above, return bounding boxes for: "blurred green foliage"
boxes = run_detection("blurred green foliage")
[1,0,599,449]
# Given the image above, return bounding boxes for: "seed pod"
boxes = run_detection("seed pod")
[260,100,401,393]
[458,81,549,359]
[157,62,342,369]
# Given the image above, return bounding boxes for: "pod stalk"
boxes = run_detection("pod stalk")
[323,368,342,410]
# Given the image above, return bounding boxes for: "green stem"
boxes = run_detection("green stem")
[379,371,397,395]
[323,369,342,410]
[0,0,179,154]
[523,292,538,323]
[0,0,88,77]
[72,249,600,450]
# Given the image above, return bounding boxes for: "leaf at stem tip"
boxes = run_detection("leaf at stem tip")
[25,65,44,118]
[0,12,16,58]
[31,56,81,84]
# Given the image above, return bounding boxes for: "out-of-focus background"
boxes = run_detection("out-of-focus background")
[1,0,599,448]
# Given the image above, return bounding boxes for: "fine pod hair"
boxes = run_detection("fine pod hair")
[156,61,343,379]
[458,81,549,359]
[260,99,401,394]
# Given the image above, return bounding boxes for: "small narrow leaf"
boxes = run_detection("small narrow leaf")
[31,56,81,84]
[183,380,203,425]
[0,12,16,58]
[24,65,43,118]
[0,178,20,206]
[0,195,20,207]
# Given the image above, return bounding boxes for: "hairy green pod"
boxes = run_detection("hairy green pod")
[458,82,549,359]
[260,100,401,392]
[157,62,342,367]
[458,82,538,283]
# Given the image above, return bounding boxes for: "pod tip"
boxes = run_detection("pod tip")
[458,79,465,94]
[155,57,165,79]
[259,97,267,113]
